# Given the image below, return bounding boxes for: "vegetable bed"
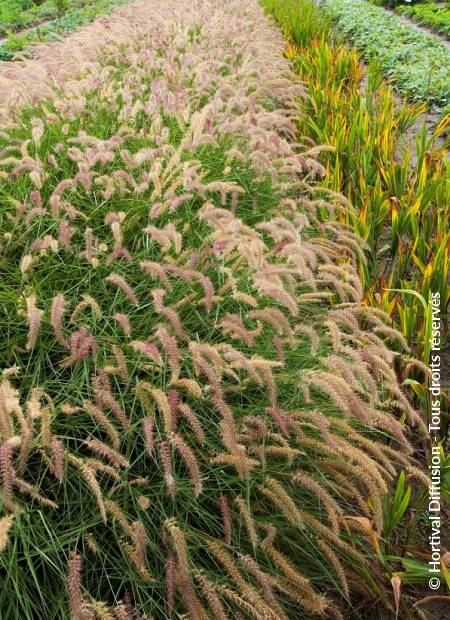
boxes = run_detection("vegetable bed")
[0,0,88,35]
[396,2,450,39]
[0,0,130,60]
[319,0,450,109]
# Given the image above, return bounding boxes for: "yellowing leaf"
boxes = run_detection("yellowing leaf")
[341,516,380,553]
[391,575,401,619]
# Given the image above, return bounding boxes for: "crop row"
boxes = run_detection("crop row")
[0,0,89,36]
[319,0,450,111]
[396,2,450,38]
[262,0,450,599]
[0,0,426,617]
[0,0,130,60]
[266,0,450,409]
[1,0,56,36]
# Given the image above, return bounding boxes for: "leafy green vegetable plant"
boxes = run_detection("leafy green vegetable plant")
[319,0,450,110]
[396,2,450,38]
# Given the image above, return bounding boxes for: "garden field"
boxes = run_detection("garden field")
[396,2,450,38]
[0,0,449,619]
[0,0,131,59]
